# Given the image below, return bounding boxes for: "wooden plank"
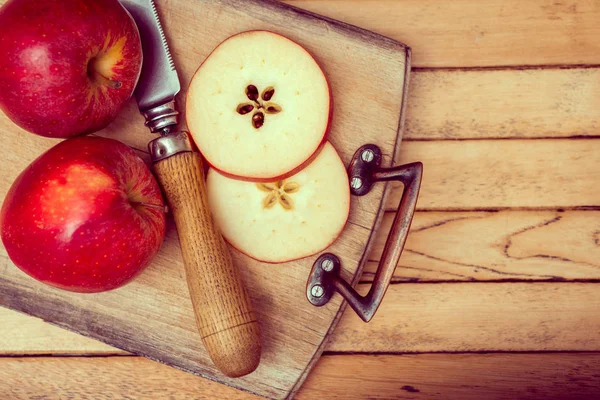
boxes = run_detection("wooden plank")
[364,210,600,282]
[0,307,123,356]
[3,282,600,355]
[108,68,600,143]
[389,139,600,210]
[92,68,600,143]
[1,354,600,399]
[303,353,600,400]
[0,356,260,400]
[286,0,600,68]
[405,68,600,140]
[329,282,600,352]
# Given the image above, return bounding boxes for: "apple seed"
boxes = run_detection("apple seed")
[261,87,275,101]
[246,85,259,101]
[262,191,278,209]
[236,103,255,115]
[252,112,264,129]
[282,182,300,193]
[278,194,294,210]
[256,182,276,192]
[264,103,282,114]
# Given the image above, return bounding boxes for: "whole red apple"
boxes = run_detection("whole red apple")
[0,136,166,292]
[0,0,142,138]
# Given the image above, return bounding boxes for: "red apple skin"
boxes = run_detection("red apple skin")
[0,0,142,138]
[0,136,166,293]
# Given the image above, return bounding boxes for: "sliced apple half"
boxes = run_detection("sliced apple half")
[187,30,331,181]
[207,142,349,263]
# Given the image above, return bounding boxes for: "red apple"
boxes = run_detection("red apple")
[0,136,166,292]
[0,0,142,138]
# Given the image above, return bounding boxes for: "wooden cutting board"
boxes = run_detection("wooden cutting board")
[0,0,409,398]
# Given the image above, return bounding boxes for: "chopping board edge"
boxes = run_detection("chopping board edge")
[246,0,411,55]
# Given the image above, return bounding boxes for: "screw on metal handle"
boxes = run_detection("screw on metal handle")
[306,144,423,322]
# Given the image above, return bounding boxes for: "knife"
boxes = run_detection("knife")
[119,0,261,377]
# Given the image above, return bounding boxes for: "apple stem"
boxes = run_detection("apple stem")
[94,73,122,89]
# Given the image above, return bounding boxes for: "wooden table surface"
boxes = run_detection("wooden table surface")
[2,0,600,398]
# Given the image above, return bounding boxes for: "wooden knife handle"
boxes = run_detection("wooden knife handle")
[154,151,261,377]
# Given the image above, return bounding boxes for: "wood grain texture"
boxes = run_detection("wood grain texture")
[3,282,600,355]
[0,0,411,397]
[155,152,261,377]
[330,282,600,352]
[365,210,600,282]
[285,0,600,68]
[303,353,600,400]
[390,139,600,210]
[2,353,600,400]
[405,68,600,140]
[0,307,123,355]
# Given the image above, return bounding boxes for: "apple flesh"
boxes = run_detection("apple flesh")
[187,31,331,181]
[0,0,142,138]
[206,142,350,263]
[0,136,166,292]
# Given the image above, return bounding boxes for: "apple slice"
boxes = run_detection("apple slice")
[187,30,331,181]
[207,142,349,263]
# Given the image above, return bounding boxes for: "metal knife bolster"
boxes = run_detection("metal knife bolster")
[142,100,179,133]
[140,99,192,162]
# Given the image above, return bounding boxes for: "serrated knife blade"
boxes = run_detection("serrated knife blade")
[120,0,180,113]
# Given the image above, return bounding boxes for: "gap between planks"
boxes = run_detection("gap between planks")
[412,64,600,72]
[3,349,600,358]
